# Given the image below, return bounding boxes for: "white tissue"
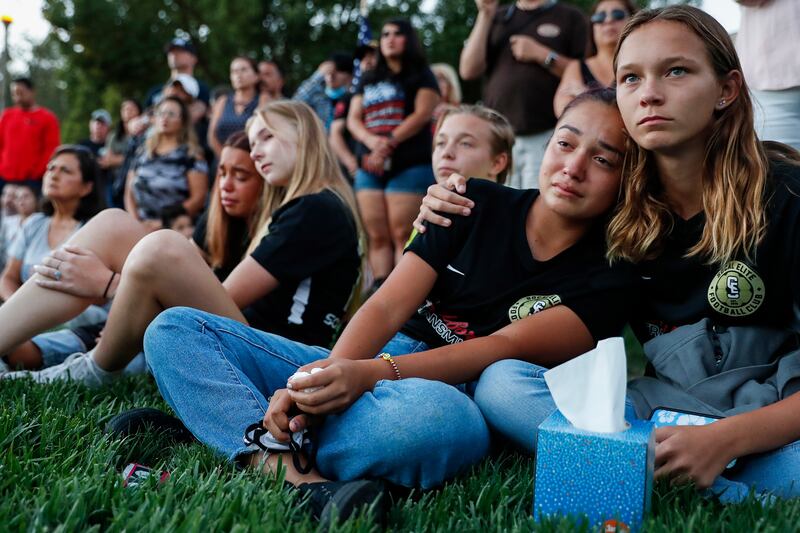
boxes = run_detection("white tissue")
[544,337,629,433]
[287,367,324,393]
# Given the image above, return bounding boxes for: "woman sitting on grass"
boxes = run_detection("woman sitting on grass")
[419,5,800,504]
[0,101,362,380]
[0,132,265,372]
[142,96,637,523]
[0,145,104,302]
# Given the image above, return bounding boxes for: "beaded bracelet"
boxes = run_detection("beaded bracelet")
[379,353,402,380]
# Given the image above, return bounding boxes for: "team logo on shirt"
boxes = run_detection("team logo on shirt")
[508,295,562,322]
[707,260,765,317]
[537,24,561,38]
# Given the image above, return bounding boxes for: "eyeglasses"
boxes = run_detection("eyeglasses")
[590,9,628,24]
[155,110,180,119]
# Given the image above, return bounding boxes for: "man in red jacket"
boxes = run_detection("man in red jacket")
[0,77,61,192]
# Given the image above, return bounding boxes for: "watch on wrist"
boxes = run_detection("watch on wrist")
[544,50,559,69]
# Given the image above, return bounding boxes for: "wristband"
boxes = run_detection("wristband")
[379,353,402,380]
[544,50,559,69]
[103,271,117,299]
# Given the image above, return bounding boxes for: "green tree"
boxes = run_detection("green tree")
[36,0,682,140]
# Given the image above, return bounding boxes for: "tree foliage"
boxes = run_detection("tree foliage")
[35,0,657,141]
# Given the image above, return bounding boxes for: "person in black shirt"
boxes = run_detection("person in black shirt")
[1,101,363,383]
[418,6,800,504]
[140,92,634,510]
[347,18,441,287]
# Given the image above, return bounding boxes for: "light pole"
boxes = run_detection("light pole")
[0,15,12,112]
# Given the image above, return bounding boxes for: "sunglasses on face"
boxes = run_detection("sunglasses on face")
[590,9,628,24]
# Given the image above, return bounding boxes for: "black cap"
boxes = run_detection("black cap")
[330,52,354,74]
[165,37,197,56]
[354,40,378,61]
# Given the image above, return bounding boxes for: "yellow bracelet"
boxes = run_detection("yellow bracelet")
[379,353,402,380]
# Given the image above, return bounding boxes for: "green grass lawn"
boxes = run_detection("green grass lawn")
[2,375,800,532]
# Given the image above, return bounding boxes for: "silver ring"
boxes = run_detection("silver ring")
[54,270,62,281]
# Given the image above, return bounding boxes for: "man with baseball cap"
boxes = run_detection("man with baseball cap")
[145,38,210,114]
[77,109,112,157]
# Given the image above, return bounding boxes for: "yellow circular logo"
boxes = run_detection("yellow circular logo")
[508,295,562,322]
[707,260,765,317]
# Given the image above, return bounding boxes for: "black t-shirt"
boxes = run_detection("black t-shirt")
[244,189,360,347]
[400,179,637,347]
[636,160,800,341]
[192,211,250,281]
[77,139,105,157]
[484,2,588,135]
[332,94,360,183]
[333,94,358,155]
[355,67,440,174]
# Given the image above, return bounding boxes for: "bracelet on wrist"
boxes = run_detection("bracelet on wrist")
[379,353,402,380]
[103,271,117,299]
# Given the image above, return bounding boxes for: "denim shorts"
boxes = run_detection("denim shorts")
[31,329,89,368]
[354,164,435,194]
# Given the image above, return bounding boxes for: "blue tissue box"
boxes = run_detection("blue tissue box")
[533,410,655,532]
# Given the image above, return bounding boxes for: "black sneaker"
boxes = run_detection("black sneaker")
[105,407,195,443]
[297,479,387,527]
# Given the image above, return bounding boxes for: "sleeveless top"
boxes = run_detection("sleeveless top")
[213,92,259,145]
[579,61,603,89]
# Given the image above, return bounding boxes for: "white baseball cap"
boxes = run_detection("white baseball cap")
[170,74,199,99]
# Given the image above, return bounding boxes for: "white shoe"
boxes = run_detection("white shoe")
[1,351,116,387]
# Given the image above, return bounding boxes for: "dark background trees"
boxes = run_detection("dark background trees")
[30,0,642,141]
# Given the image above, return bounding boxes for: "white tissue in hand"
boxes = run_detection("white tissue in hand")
[544,337,629,433]
[288,367,324,393]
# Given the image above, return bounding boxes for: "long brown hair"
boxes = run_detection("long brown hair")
[606,5,769,265]
[246,100,367,316]
[206,132,264,271]
[145,96,201,159]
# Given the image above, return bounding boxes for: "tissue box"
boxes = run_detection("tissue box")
[533,410,655,532]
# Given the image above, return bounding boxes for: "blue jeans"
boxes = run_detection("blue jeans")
[144,307,490,489]
[474,359,800,503]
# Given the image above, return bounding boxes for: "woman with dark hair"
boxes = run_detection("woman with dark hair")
[553,0,636,117]
[347,18,440,287]
[194,131,264,281]
[109,99,146,208]
[0,144,105,304]
[208,57,267,159]
[125,96,208,231]
[103,99,142,168]
[0,131,264,373]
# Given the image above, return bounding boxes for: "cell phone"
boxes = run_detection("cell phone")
[649,407,721,428]
[649,407,737,469]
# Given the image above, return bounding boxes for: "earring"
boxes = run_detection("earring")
[717,99,726,108]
